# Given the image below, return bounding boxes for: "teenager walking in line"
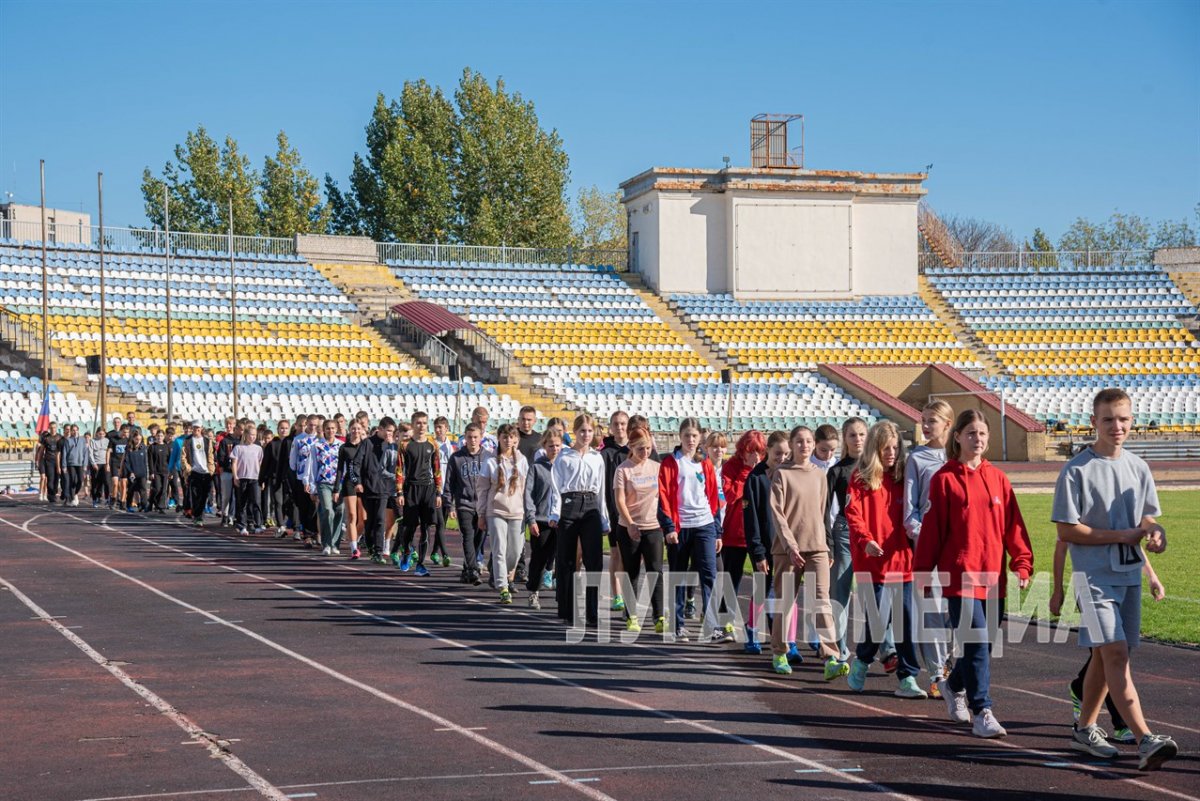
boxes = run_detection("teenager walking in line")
[334,423,364,559]
[719,429,765,645]
[1051,389,1176,770]
[396,411,441,576]
[826,417,868,662]
[482,424,536,604]
[602,410,632,614]
[915,409,1033,739]
[904,400,954,697]
[743,431,790,655]
[307,419,342,550]
[613,425,665,633]
[658,417,722,642]
[768,426,849,680]
[147,428,171,513]
[526,428,562,609]
[89,426,110,507]
[446,423,490,584]
[844,421,927,699]
[549,414,609,628]
[122,431,150,512]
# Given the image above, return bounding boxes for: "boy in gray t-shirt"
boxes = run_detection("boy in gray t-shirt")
[1051,388,1175,771]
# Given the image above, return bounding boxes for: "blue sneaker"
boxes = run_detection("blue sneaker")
[848,658,870,692]
[541,571,554,590]
[399,553,413,572]
[786,642,804,666]
[744,627,762,655]
[414,564,429,577]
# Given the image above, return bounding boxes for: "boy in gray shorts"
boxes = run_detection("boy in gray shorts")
[1051,388,1176,771]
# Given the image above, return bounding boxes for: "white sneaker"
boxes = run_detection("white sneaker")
[293,531,303,541]
[972,708,1007,739]
[939,678,971,723]
[1071,724,1119,758]
[321,546,332,556]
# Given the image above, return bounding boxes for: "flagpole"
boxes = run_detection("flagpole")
[98,172,107,426]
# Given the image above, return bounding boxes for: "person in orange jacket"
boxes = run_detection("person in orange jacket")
[915,409,1033,739]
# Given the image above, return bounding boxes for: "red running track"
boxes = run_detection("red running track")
[1,497,1196,801]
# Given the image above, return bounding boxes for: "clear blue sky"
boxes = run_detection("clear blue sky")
[1,0,1197,243]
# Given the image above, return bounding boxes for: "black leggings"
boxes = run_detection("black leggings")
[526,519,556,593]
[1071,650,1126,729]
[554,494,603,626]
[718,545,748,619]
[90,465,109,502]
[616,526,665,620]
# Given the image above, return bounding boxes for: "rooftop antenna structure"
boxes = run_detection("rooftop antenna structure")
[750,113,804,169]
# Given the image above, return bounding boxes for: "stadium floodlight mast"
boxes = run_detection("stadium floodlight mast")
[164,186,174,424]
[229,194,239,420]
[39,160,48,405]
[97,172,107,427]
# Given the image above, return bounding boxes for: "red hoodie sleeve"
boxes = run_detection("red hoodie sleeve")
[999,473,1033,580]
[913,472,947,575]
[657,455,678,534]
[705,461,720,521]
[843,473,875,557]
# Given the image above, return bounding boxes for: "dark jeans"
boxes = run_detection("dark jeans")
[457,506,485,578]
[291,478,318,534]
[947,596,996,714]
[526,519,556,593]
[235,478,261,531]
[42,461,60,499]
[670,522,718,631]
[720,544,748,620]
[362,494,389,556]
[150,472,169,511]
[62,465,85,502]
[126,474,148,507]
[555,493,603,626]
[856,581,921,680]
[89,465,109,503]
[187,472,213,523]
[617,526,665,620]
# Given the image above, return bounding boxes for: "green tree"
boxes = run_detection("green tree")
[142,126,261,234]
[260,131,330,237]
[1151,216,1196,249]
[574,185,626,251]
[328,70,573,248]
[454,69,572,247]
[1024,227,1058,268]
[1029,228,1054,252]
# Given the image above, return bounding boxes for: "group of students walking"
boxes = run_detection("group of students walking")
[32,387,1177,771]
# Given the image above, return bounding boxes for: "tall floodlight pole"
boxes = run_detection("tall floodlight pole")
[229,195,238,419]
[39,161,49,399]
[98,172,107,425]
[164,187,173,423]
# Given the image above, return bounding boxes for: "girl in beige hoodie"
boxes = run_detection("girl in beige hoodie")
[769,427,851,681]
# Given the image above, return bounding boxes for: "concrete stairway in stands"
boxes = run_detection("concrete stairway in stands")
[313,263,413,323]
[618,273,731,373]
[918,275,1006,376]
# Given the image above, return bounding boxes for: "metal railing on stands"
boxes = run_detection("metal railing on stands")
[0,219,296,258]
[377,241,627,271]
[919,249,1154,273]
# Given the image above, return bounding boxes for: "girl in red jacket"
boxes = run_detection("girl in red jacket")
[658,417,722,642]
[844,421,928,699]
[914,409,1033,739]
[721,430,765,649]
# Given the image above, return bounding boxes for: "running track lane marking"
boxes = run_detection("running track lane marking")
[99,509,1200,801]
[3,507,922,801]
[0,514,618,801]
[147,510,1200,801]
[0,576,290,801]
[184,518,1200,801]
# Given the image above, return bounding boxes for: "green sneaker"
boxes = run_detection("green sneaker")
[826,657,852,682]
[723,622,735,634]
[626,617,642,633]
[441,555,452,568]
[1111,727,1137,744]
[773,654,793,675]
[499,589,512,605]
[611,595,625,612]
[895,675,929,699]
[1069,684,1082,723]
[654,617,666,634]
[429,553,441,567]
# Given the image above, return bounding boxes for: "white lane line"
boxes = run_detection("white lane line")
[7,507,919,801]
[991,682,1200,735]
[72,759,806,801]
[0,575,289,801]
[0,513,618,801]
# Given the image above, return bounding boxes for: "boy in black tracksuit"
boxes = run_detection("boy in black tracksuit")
[395,412,441,573]
[445,425,489,584]
[356,418,398,564]
[147,432,171,513]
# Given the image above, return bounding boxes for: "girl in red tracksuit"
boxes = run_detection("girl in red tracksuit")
[914,409,1033,739]
[720,430,765,647]
[658,417,722,642]
[844,421,928,699]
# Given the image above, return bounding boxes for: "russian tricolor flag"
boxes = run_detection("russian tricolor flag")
[35,394,50,435]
